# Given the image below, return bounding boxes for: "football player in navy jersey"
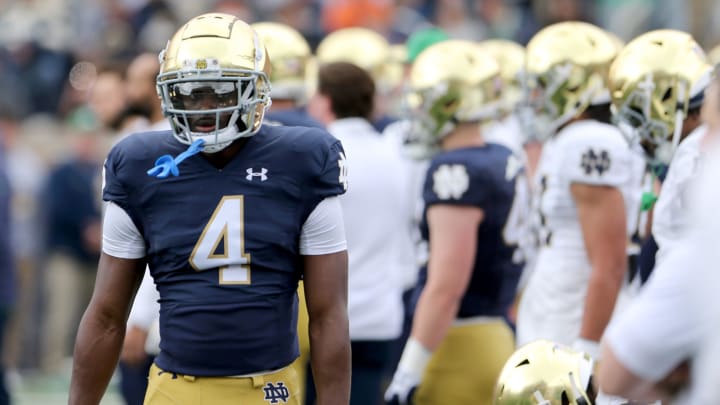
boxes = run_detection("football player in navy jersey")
[69,13,350,405]
[384,40,526,405]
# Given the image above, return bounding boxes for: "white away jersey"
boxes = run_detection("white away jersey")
[606,136,720,404]
[533,120,635,251]
[652,125,706,265]
[517,120,637,346]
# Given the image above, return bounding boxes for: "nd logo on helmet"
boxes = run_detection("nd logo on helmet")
[196,59,208,70]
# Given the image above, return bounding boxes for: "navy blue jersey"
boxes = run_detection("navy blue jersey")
[103,125,346,376]
[265,108,324,129]
[414,144,523,319]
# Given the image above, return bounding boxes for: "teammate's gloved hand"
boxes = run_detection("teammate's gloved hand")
[384,338,431,405]
[384,368,420,405]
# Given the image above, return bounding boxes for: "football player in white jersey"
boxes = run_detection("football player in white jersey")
[686,65,720,404]
[609,30,713,268]
[515,22,641,360]
[598,39,717,405]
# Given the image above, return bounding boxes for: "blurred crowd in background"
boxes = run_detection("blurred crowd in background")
[1,0,720,400]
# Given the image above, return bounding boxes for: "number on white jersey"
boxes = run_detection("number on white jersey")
[338,152,349,191]
[537,175,553,246]
[189,195,251,285]
[503,155,530,264]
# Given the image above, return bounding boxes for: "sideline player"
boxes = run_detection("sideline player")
[515,22,637,361]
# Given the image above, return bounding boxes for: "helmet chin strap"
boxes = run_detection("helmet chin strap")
[657,83,687,164]
[669,108,685,154]
[670,82,687,151]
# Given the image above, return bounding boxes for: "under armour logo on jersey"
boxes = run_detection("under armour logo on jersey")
[580,148,611,175]
[338,152,348,191]
[263,382,290,403]
[246,168,268,181]
[433,164,469,200]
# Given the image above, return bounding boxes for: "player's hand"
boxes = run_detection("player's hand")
[384,368,420,405]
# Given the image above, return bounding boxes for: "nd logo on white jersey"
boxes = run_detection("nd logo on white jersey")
[433,164,469,200]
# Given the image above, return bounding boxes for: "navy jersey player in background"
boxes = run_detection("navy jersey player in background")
[69,13,351,405]
[385,40,526,405]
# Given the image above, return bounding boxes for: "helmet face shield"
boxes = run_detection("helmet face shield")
[157,68,270,153]
[169,81,240,110]
[400,86,454,159]
[524,64,604,140]
[609,29,713,164]
[402,40,502,159]
[612,85,675,163]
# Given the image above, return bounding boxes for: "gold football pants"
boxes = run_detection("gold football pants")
[414,319,515,405]
[144,363,301,405]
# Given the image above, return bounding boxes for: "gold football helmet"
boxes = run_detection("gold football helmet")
[405,39,501,158]
[476,39,525,114]
[525,21,619,139]
[156,13,271,153]
[316,27,394,92]
[494,340,595,405]
[250,22,311,102]
[609,29,712,164]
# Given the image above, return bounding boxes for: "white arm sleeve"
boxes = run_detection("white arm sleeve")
[102,201,146,259]
[604,243,705,381]
[299,196,347,255]
[127,269,160,330]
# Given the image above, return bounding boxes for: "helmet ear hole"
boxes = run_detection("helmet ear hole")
[661,87,673,102]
